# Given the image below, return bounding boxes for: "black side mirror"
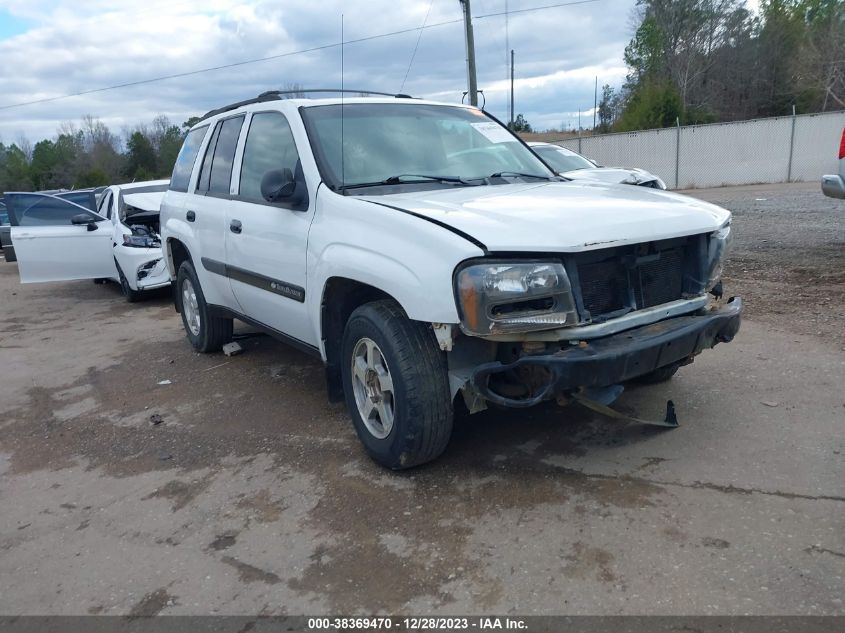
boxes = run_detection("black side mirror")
[261,168,297,203]
[71,213,98,231]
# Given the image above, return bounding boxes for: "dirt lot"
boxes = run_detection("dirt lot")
[0,182,843,616]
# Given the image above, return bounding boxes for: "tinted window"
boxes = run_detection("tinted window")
[56,190,96,211]
[239,112,300,201]
[207,116,244,194]
[170,125,208,192]
[196,123,221,194]
[9,194,102,226]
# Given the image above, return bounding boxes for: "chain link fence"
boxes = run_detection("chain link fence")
[554,110,845,189]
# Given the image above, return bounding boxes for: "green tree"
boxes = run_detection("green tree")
[182,116,201,131]
[616,80,684,131]
[2,145,33,191]
[509,113,533,133]
[30,140,59,190]
[597,84,619,132]
[157,125,184,177]
[125,131,157,180]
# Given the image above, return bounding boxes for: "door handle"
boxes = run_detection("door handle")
[186,210,196,222]
[229,220,242,234]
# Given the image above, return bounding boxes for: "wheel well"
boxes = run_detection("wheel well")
[321,278,394,402]
[167,239,192,312]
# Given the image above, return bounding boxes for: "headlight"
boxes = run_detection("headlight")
[705,220,732,290]
[455,261,578,335]
[123,234,160,248]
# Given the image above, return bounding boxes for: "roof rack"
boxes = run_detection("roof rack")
[198,89,415,122]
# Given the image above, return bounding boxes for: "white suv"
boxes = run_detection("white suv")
[161,92,742,469]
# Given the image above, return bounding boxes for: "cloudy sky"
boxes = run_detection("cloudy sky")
[0,0,755,145]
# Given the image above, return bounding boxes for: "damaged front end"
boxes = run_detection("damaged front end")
[446,227,741,417]
[117,209,169,291]
[466,297,741,409]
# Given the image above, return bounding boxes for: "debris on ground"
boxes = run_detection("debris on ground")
[157,379,172,385]
[222,342,244,357]
[761,401,779,407]
[149,414,164,425]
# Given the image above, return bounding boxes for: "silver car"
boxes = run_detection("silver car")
[821,127,845,199]
[528,142,666,189]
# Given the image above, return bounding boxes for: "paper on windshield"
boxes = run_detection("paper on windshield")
[471,122,517,143]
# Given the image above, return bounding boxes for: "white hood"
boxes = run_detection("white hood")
[361,181,729,252]
[123,191,165,213]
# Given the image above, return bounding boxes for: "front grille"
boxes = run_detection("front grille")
[578,259,628,315]
[635,247,684,308]
[573,243,687,322]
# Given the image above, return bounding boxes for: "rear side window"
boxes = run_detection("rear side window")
[97,190,113,218]
[170,125,208,192]
[7,194,102,226]
[196,124,221,194]
[194,116,244,196]
[239,112,300,202]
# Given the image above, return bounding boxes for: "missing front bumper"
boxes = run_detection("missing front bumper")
[470,297,743,408]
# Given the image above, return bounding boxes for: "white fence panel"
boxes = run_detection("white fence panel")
[558,129,677,186]
[791,112,845,181]
[551,110,844,189]
[678,116,793,188]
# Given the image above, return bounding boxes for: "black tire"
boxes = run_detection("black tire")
[116,264,141,303]
[341,300,453,470]
[176,260,232,353]
[633,363,681,384]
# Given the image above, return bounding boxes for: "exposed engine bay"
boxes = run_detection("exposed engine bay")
[124,209,161,248]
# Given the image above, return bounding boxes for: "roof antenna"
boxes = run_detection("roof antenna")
[341,13,345,195]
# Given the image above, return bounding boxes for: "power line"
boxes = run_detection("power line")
[399,0,434,93]
[0,0,603,112]
[475,0,600,19]
[0,18,464,111]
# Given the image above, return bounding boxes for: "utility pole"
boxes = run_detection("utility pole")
[593,76,597,132]
[510,49,515,127]
[459,0,478,106]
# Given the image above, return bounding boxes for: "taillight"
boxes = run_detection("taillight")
[840,128,845,160]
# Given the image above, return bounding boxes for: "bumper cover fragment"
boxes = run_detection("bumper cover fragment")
[471,297,743,408]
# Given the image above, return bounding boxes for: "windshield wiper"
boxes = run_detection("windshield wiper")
[339,174,478,191]
[483,171,554,182]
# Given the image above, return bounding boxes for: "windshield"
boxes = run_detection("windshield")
[301,103,553,190]
[532,145,595,173]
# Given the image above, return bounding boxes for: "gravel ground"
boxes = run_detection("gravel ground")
[683,182,845,347]
[0,182,842,617]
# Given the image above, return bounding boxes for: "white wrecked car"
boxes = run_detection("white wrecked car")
[528,141,667,189]
[6,179,170,302]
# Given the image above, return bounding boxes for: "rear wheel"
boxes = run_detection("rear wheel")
[341,300,452,469]
[176,260,232,352]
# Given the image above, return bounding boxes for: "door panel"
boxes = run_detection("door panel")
[225,202,315,344]
[12,223,116,283]
[224,111,316,346]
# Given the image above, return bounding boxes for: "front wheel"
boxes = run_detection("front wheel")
[116,264,141,303]
[341,300,453,470]
[176,260,232,352]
